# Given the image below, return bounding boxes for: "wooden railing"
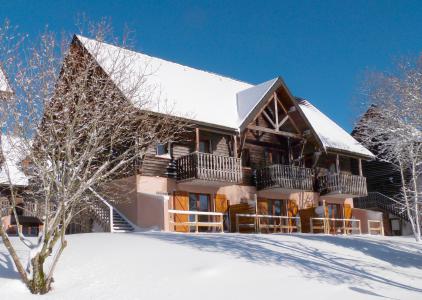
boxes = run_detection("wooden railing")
[0,198,10,217]
[168,209,224,233]
[318,173,367,197]
[368,220,384,235]
[176,152,242,183]
[236,214,301,234]
[255,164,313,191]
[22,202,56,220]
[310,217,362,235]
[354,192,409,221]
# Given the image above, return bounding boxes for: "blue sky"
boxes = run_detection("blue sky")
[1,0,421,131]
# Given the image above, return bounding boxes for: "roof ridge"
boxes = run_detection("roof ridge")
[75,35,254,87]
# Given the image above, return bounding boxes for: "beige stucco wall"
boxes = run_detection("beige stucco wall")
[352,208,383,234]
[101,176,139,226]
[104,175,357,231]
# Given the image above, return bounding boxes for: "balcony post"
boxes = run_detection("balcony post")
[336,154,340,173]
[195,127,200,152]
[358,158,363,176]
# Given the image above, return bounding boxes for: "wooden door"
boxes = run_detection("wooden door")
[173,191,189,232]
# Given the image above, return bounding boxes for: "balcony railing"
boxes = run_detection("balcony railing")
[255,164,313,191]
[318,173,367,197]
[176,152,242,184]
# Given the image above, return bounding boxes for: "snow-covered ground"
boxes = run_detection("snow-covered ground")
[1,232,421,299]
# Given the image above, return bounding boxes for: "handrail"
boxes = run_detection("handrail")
[168,209,224,233]
[0,198,11,217]
[88,186,137,232]
[168,209,224,216]
[310,217,361,235]
[236,213,301,234]
[354,192,411,221]
[175,151,242,183]
[318,173,367,196]
[368,219,384,235]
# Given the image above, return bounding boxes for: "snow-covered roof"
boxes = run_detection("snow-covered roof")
[76,35,252,129]
[75,35,373,158]
[0,135,29,186]
[0,66,12,95]
[297,99,374,158]
[237,78,279,128]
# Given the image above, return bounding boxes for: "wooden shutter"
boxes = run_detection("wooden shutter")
[257,198,268,214]
[287,200,298,217]
[173,191,189,232]
[343,204,352,219]
[215,194,228,213]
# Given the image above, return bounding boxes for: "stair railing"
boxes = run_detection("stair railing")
[87,186,137,232]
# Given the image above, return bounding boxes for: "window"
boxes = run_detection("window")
[264,148,284,165]
[242,149,251,167]
[199,140,211,153]
[188,193,211,232]
[156,143,170,157]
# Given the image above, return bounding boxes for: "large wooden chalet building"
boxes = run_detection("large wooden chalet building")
[1,36,385,235]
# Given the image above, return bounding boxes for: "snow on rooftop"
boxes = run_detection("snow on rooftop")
[236,77,278,127]
[75,36,373,157]
[0,135,29,186]
[298,99,374,158]
[0,66,12,94]
[76,35,253,129]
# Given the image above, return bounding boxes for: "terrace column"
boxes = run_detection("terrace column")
[336,154,340,173]
[195,127,200,152]
[358,158,363,176]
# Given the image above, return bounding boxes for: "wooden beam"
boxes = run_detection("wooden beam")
[262,110,276,129]
[275,93,301,134]
[274,94,279,131]
[336,154,340,173]
[278,115,289,129]
[233,135,238,158]
[358,158,363,176]
[251,95,275,124]
[195,127,200,152]
[247,125,302,139]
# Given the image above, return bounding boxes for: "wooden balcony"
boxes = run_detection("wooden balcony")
[318,173,367,198]
[255,164,314,192]
[175,152,242,186]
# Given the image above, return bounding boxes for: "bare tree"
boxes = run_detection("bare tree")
[355,56,422,242]
[0,19,187,294]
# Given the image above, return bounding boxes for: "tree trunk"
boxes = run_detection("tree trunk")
[0,222,31,288]
[29,254,50,294]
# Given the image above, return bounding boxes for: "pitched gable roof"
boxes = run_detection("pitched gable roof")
[76,35,252,129]
[74,35,373,159]
[297,99,374,158]
[0,65,12,97]
[236,77,280,129]
[0,135,29,187]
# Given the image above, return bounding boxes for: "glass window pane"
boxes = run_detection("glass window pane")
[274,200,281,216]
[189,194,197,211]
[199,194,209,211]
[156,143,168,155]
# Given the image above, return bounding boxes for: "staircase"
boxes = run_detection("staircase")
[89,187,135,233]
[112,210,134,232]
[354,192,410,221]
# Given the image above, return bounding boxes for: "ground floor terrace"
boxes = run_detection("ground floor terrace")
[102,175,384,236]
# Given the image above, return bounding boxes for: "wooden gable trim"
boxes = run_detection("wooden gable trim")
[247,125,302,139]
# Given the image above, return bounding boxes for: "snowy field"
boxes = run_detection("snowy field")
[1,232,421,299]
